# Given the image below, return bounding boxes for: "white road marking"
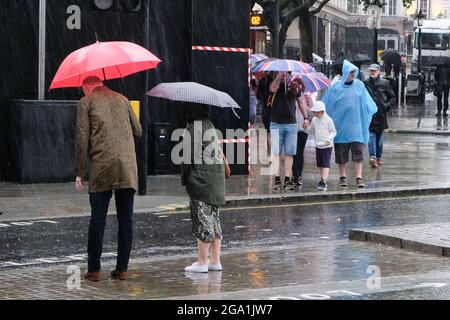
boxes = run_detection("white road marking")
[416,283,448,288]
[0,220,58,228]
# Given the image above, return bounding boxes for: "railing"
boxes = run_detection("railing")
[314,61,334,78]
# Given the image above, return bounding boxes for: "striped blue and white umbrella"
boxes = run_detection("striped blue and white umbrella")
[290,72,331,93]
[147,82,241,118]
[249,53,269,65]
[252,59,315,73]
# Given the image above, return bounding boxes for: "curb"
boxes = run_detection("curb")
[2,186,450,222]
[349,228,450,258]
[226,186,450,208]
[386,129,450,136]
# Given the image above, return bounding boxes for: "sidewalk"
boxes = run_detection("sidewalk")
[1,240,448,299]
[387,93,450,135]
[0,100,449,222]
[350,223,450,257]
[1,121,450,222]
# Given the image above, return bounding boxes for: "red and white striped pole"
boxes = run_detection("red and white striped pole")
[193,45,252,174]
[192,46,252,87]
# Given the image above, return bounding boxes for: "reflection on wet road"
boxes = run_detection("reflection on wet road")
[1,195,449,299]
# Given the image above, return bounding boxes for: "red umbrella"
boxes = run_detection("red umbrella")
[49,41,161,89]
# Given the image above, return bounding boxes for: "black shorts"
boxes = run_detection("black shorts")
[334,142,365,164]
[316,147,332,168]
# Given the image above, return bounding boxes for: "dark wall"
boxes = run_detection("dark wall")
[192,0,250,174]
[45,0,147,101]
[146,0,192,175]
[0,0,250,181]
[9,100,77,183]
[0,1,39,180]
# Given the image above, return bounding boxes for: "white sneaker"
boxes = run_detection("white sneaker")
[184,262,208,273]
[208,263,223,271]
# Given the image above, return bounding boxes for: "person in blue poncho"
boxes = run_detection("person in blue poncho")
[321,60,377,188]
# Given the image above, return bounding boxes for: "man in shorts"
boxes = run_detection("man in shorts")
[321,60,377,188]
[269,71,309,191]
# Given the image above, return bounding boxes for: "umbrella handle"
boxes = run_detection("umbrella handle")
[231,107,240,119]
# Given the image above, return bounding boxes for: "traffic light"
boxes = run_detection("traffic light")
[92,0,142,12]
[93,0,114,10]
[116,0,141,12]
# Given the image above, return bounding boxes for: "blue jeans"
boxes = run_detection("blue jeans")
[270,122,298,156]
[88,188,135,272]
[368,131,384,159]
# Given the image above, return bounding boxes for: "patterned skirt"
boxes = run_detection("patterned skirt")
[189,199,222,243]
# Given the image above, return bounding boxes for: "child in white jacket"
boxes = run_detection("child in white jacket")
[303,101,337,191]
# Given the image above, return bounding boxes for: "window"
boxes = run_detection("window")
[378,40,386,50]
[387,40,396,49]
[419,0,429,17]
[347,0,359,14]
[416,33,449,50]
[389,0,397,16]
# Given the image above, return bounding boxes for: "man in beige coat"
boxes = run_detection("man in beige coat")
[75,76,142,281]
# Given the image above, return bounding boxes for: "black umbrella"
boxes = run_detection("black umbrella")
[332,53,372,66]
[381,50,401,65]
[348,53,372,64]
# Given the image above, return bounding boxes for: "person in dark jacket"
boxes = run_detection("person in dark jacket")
[181,104,226,273]
[434,65,450,117]
[257,73,275,159]
[249,78,258,126]
[364,64,396,168]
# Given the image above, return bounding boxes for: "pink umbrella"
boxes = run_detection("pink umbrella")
[249,53,269,65]
[252,59,315,73]
[50,41,161,89]
[290,72,331,93]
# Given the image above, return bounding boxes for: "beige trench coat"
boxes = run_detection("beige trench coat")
[75,86,143,193]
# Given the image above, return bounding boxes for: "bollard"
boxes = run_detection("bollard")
[400,74,406,105]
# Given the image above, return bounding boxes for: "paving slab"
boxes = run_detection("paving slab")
[350,223,450,257]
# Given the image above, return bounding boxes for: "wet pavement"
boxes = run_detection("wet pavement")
[1,99,450,300]
[1,131,450,222]
[1,97,450,222]
[386,92,450,133]
[0,196,449,299]
[2,195,450,266]
[0,242,449,300]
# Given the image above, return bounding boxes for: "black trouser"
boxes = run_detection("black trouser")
[292,131,308,180]
[436,86,449,114]
[88,188,135,272]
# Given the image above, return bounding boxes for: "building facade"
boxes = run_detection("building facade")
[346,0,410,60]
[281,0,419,62]
[286,0,349,61]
